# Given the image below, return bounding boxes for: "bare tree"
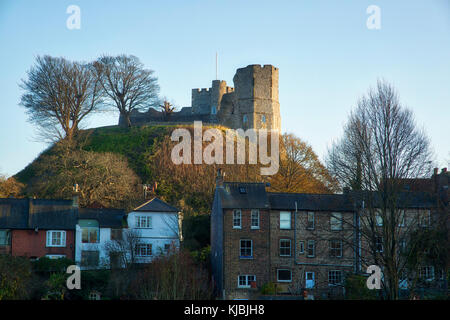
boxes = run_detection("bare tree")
[103,228,142,269]
[159,99,176,121]
[20,56,103,143]
[95,55,160,127]
[326,80,435,299]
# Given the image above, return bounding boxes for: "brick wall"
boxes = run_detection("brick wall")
[223,208,270,299]
[11,229,75,260]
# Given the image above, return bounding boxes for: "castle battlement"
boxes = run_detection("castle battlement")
[120,64,281,131]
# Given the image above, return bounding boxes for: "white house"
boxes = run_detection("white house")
[127,198,182,263]
[75,208,125,269]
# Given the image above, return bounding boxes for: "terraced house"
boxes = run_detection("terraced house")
[211,168,449,300]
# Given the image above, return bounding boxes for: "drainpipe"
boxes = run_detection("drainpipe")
[294,202,297,264]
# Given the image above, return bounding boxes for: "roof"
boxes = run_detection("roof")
[218,182,270,209]
[133,198,179,213]
[268,193,354,212]
[349,191,436,209]
[0,198,77,230]
[78,208,125,228]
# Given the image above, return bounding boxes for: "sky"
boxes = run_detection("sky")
[0,0,449,177]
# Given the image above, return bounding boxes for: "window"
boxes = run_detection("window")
[164,243,171,253]
[239,187,247,194]
[330,240,343,258]
[136,244,152,257]
[46,255,66,259]
[307,240,315,257]
[306,212,315,230]
[243,115,248,124]
[328,270,343,286]
[251,209,260,229]
[0,230,10,245]
[111,229,123,241]
[419,210,431,228]
[280,239,291,256]
[299,241,305,254]
[211,105,217,114]
[136,215,152,228]
[375,236,383,253]
[238,275,256,288]
[240,239,252,258]
[46,230,66,247]
[81,250,100,267]
[280,211,291,229]
[261,115,266,123]
[233,210,242,229]
[277,269,292,282]
[398,210,405,227]
[79,220,99,243]
[399,238,407,253]
[419,266,434,281]
[89,291,101,300]
[330,212,342,231]
[375,210,383,227]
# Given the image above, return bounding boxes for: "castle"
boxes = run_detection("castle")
[119,64,281,131]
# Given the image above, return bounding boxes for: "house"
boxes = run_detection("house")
[211,169,448,300]
[0,198,77,260]
[127,198,182,263]
[75,208,126,269]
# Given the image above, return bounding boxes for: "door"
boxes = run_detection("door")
[305,272,315,288]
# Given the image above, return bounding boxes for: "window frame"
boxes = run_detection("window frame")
[279,239,292,257]
[280,211,291,230]
[46,230,67,247]
[135,243,153,257]
[328,270,343,286]
[136,215,152,229]
[237,275,256,288]
[277,269,292,283]
[306,212,315,230]
[298,241,305,255]
[330,212,343,231]
[239,239,253,259]
[233,209,242,229]
[330,239,343,258]
[307,240,315,258]
[251,209,260,229]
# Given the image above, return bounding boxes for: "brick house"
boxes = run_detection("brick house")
[0,198,77,260]
[211,168,449,300]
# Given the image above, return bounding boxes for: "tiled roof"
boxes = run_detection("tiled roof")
[219,182,270,209]
[133,198,179,212]
[268,192,354,211]
[78,208,125,228]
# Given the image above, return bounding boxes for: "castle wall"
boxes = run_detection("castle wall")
[120,64,281,132]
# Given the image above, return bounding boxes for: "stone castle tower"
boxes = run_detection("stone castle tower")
[122,64,281,131]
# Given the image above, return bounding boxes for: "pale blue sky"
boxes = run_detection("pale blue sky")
[0,0,449,177]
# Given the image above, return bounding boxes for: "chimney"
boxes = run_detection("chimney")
[216,168,225,188]
[72,184,80,208]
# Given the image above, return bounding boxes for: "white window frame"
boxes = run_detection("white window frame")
[233,210,242,229]
[237,275,256,288]
[136,215,152,229]
[306,212,315,230]
[328,270,343,286]
[46,230,66,247]
[135,243,153,257]
[419,266,434,281]
[46,254,66,259]
[330,212,343,231]
[239,239,253,258]
[280,211,291,229]
[277,269,292,282]
[251,209,260,229]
